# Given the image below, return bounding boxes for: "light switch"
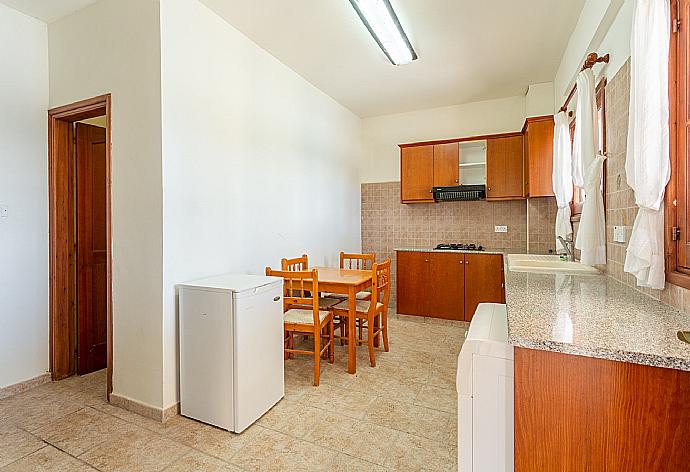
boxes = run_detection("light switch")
[0,206,7,218]
[613,225,626,243]
[495,225,508,233]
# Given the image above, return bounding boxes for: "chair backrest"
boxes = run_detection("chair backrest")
[281,254,308,271]
[340,252,376,270]
[371,259,391,310]
[265,267,320,325]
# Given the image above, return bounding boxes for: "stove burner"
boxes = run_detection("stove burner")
[434,243,485,251]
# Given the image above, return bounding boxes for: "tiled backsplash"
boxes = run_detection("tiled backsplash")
[604,59,690,313]
[361,181,557,304]
[528,197,558,255]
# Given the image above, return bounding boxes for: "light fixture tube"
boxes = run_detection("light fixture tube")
[348,0,418,66]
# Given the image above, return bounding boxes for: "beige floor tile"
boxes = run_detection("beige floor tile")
[79,426,189,472]
[331,453,389,472]
[304,418,399,466]
[34,407,135,456]
[345,369,424,403]
[229,428,336,471]
[299,384,375,420]
[261,403,342,440]
[0,424,46,467]
[1,445,97,472]
[163,419,263,463]
[385,432,456,472]
[415,385,457,414]
[1,389,84,432]
[365,397,453,442]
[163,450,242,472]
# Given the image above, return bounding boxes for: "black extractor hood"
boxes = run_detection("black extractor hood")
[432,185,486,202]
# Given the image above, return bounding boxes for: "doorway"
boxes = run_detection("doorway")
[48,94,113,399]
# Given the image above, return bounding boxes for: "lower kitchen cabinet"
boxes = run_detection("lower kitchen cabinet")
[396,250,504,322]
[464,253,505,321]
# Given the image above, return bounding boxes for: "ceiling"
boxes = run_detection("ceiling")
[201,0,585,117]
[0,0,98,23]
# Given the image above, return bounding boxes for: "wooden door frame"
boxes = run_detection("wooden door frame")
[48,94,113,400]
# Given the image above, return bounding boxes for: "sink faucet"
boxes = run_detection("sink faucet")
[557,236,575,262]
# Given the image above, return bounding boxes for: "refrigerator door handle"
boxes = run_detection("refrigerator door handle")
[273,296,281,302]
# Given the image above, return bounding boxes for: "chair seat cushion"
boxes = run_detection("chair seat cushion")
[323,291,371,300]
[284,308,330,325]
[332,299,383,314]
[293,298,341,310]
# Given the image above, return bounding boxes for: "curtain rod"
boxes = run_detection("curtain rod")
[559,52,610,116]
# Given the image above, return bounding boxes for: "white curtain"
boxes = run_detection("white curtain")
[553,111,573,253]
[624,0,670,289]
[571,69,598,189]
[573,68,607,265]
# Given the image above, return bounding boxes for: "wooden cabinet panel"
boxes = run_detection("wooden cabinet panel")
[432,143,459,187]
[515,348,690,471]
[428,252,465,320]
[486,135,525,200]
[396,251,429,316]
[464,253,504,322]
[525,117,555,197]
[401,145,434,203]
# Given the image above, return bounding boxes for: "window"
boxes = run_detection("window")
[665,0,690,288]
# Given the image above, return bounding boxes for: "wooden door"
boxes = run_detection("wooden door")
[400,145,434,203]
[464,253,505,322]
[486,135,525,200]
[526,117,555,197]
[427,253,465,320]
[396,251,430,316]
[76,123,108,375]
[433,143,459,187]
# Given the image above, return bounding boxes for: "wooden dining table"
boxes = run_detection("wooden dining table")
[310,266,373,374]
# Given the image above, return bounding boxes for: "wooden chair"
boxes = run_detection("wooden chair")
[331,259,391,367]
[324,252,376,302]
[265,267,334,386]
[281,254,340,310]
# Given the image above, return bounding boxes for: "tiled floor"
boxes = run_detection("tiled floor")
[0,313,466,471]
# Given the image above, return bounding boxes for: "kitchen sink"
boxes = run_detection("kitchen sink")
[507,254,600,275]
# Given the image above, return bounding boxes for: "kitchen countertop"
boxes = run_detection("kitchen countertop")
[394,247,519,256]
[505,269,690,371]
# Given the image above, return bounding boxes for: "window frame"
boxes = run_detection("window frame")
[664,0,690,289]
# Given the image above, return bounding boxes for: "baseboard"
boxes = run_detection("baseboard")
[109,393,180,423]
[0,373,52,400]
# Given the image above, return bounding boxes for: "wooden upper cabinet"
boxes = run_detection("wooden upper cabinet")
[401,145,434,203]
[432,143,460,187]
[464,253,505,322]
[524,116,555,197]
[486,135,525,200]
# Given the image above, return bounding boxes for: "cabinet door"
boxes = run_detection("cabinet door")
[433,143,459,187]
[526,118,555,197]
[464,254,505,322]
[428,252,465,321]
[401,145,434,203]
[486,136,525,200]
[396,251,430,317]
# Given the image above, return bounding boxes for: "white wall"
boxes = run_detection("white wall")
[49,0,165,408]
[160,0,362,407]
[0,4,49,389]
[361,96,526,183]
[554,0,629,111]
[526,82,555,118]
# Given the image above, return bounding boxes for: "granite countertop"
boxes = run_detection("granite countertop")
[505,270,690,371]
[395,247,518,256]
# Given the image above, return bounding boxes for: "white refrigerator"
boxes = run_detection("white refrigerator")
[178,274,284,432]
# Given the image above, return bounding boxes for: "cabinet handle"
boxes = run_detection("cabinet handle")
[455,179,459,183]
[487,187,492,191]
[424,259,429,262]
[466,261,470,265]
[459,261,464,264]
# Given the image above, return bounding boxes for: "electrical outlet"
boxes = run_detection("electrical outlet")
[613,225,626,243]
[0,206,7,218]
[494,225,508,233]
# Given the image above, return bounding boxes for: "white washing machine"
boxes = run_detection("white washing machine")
[456,303,514,472]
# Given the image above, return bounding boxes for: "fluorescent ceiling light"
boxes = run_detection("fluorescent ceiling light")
[348,0,418,66]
